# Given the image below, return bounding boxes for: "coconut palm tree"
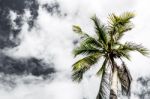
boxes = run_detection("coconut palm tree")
[71,12,149,99]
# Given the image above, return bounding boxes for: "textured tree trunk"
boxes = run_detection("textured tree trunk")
[110,67,118,99]
[110,90,117,99]
[96,65,111,99]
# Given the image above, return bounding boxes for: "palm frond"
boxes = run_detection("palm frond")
[96,58,108,76]
[108,13,119,28]
[73,37,103,57]
[117,62,132,96]
[115,42,149,59]
[115,49,131,60]
[72,53,101,82]
[115,23,133,41]
[91,15,108,44]
[72,25,90,39]
[119,12,135,24]
[108,12,134,42]
[108,12,134,28]
[122,42,149,56]
[73,44,100,57]
[72,25,83,34]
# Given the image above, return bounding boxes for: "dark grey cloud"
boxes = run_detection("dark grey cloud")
[42,2,67,17]
[0,0,39,49]
[0,52,55,76]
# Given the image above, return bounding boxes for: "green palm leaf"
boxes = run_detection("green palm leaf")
[108,12,134,29]
[108,12,135,42]
[72,25,83,34]
[91,15,108,44]
[122,42,149,56]
[96,58,108,76]
[72,25,90,39]
[115,23,133,41]
[119,12,135,24]
[72,53,102,82]
[73,37,103,57]
[115,48,131,60]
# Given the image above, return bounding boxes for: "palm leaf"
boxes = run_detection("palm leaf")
[96,58,108,76]
[72,25,90,39]
[115,49,131,60]
[108,12,134,42]
[115,23,133,41]
[122,42,149,56]
[73,37,103,57]
[108,12,134,28]
[72,53,101,82]
[119,12,135,24]
[108,13,119,28]
[73,45,100,57]
[91,15,108,44]
[72,25,83,34]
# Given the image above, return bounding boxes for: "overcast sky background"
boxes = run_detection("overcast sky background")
[0,0,150,99]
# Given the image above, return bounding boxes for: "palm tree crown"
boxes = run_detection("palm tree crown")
[72,12,149,99]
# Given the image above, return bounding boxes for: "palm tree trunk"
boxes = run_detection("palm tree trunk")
[96,66,111,99]
[110,66,118,99]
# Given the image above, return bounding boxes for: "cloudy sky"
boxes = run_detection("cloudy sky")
[0,0,150,99]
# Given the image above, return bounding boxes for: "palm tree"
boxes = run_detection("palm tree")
[71,12,149,99]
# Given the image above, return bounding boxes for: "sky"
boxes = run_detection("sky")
[0,0,150,99]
